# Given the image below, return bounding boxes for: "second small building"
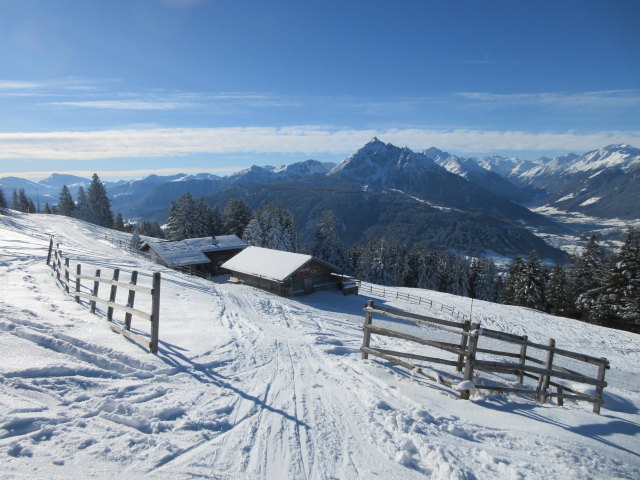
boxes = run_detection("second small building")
[221,246,342,296]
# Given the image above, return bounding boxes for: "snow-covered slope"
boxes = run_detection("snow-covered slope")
[1,213,639,479]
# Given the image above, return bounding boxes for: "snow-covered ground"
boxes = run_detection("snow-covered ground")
[1,212,639,479]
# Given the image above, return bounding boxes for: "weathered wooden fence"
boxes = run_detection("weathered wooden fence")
[47,236,161,353]
[358,282,470,322]
[360,300,610,413]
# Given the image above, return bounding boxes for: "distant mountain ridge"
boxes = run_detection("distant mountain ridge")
[2,141,637,260]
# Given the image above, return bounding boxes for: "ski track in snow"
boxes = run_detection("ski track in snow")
[1,212,639,479]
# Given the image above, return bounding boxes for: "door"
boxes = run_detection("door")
[303,277,313,294]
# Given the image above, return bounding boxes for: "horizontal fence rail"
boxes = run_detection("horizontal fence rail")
[360,300,610,413]
[47,236,161,353]
[358,282,469,322]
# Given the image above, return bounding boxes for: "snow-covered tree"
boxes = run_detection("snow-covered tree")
[587,227,640,331]
[87,173,113,227]
[522,250,547,310]
[165,193,198,241]
[312,210,349,270]
[129,229,142,251]
[243,204,297,252]
[223,199,253,237]
[470,258,499,302]
[501,255,526,306]
[545,264,574,317]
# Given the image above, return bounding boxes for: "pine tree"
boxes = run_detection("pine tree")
[195,198,214,237]
[58,185,76,217]
[43,203,52,214]
[87,173,113,227]
[312,210,349,269]
[0,188,7,211]
[242,204,297,251]
[210,206,224,235]
[521,250,547,310]
[12,189,19,211]
[165,193,198,241]
[470,258,499,302]
[75,186,89,221]
[573,235,607,319]
[113,213,125,231]
[545,264,574,317]
[129,228,142,251]
[600,227,640,331]
[223,199,253,237]
[501,255,526,306]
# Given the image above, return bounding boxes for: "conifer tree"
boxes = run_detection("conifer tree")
[57,184,76,217]
[165,193,198,241]
[75,186,89,221]
[596,227,640,331]
[12,189,19,211]
[210,205,224,236]
[43,203,52,214]
[223,199,253,237]
[522,250,547,310]
[312,210,349,270]
[113,213,125,231]
[0,188,7,211]
[129,228,142,251]
[87,173,113,227]
[501,255,526,305]
[195,198,214,237]
[545,264,574,317]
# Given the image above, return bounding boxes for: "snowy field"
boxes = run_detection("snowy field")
[1,212,639,479]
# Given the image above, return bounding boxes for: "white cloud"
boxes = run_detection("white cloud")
[48,100,194,110]
[0,126,638,161]
[456,90,640,107]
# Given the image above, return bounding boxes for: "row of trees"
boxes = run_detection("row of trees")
[56,174,114,227]
[0,188,37,214]
[502,231,640,332]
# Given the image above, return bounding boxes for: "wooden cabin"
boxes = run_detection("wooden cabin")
[221,246,343,296]
[140,235,247,277]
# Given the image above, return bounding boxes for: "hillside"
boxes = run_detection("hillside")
[1,212,639,479]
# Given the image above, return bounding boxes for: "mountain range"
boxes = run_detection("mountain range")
[2,140,638,261]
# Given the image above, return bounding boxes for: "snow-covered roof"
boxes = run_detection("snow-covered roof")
[221,246,338,282]
[146,235,247,267]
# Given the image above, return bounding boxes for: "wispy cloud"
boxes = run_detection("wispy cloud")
[46,91,298,111]
[456,90,640,107]
[1,126,638,160]
[0,166,241,181]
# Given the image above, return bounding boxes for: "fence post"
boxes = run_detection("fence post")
[538,338,555,404]
[149,272,161,354]
[456,320,471,372]
[518,335,528,384]
[64,258,70,293]
[75,264,82,302]
[361,300,374,360]
[557,386,564,406]
[46,236,54,265]
[593,360,608,414]
[107,269,120,321]
[460,322,480,400]
[56,244,62,283]
[90,269,101,314]
[124,271,138,330]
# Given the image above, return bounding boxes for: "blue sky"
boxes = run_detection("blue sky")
[1,0,639,180]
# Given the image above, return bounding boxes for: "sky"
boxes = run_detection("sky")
[0,0,639,181]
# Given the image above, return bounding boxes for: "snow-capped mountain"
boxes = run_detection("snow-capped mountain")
[425,147,537,203]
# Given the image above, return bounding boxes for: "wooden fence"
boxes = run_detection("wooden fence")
[358,282,470,322]
[47,236,161,353]
[360,300,610,413]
